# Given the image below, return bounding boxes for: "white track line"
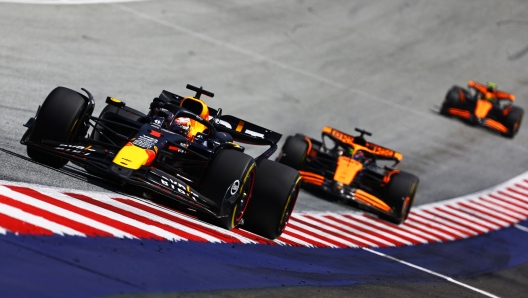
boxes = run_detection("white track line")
[363,248,500,298]
[515,224,528,232]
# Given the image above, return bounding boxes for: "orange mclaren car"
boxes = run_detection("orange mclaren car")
[440,81,524,138]
[277,127,419,225]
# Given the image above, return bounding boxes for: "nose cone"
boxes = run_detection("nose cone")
[113,142,156,170]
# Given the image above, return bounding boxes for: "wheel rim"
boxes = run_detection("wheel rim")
[234,166,256,223]
[513,113,523,133]
[277,177,301,234]
[402,182,418,220]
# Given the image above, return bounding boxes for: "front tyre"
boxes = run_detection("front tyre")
[381,171,419,225]
[440,85,464,115]
[243,160,301,239]
[27,87,88,168]
[503,106,524,138]
[199,150,256,230]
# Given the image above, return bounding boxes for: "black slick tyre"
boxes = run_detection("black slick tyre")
[27,87,88,168]
[503,106,524,138]
[381,171,419,225]
[440,86,462,115]
[243,160,301,239]
[199,150,256,230]
[277,135,308,170]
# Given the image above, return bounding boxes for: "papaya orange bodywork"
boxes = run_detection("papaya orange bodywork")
[333,156,362,185]
[448,108,471,119]
[382,169,400,185]
[485,119,508,133]
[354,189,391,212]
[474,99,493,119]
[299,170,325,186]
[304,136,316,157]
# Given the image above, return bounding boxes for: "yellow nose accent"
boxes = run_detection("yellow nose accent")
[113,143,149,170]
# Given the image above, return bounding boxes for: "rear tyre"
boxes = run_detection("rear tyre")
[276,135,308,170]
[503,106,524,138]
[27,87,88,168]
[198,150,256,230]
[381,171,419,225]
[243,160,301,239]
[91,104,146,146]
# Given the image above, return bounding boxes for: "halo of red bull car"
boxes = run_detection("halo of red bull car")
[20,81,523,237]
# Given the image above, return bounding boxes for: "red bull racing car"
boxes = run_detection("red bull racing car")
[277,127,419,225]
[21,84,301,239]
[440,81,524,138]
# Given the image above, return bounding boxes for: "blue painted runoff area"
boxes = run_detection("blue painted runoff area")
[1,220,527,298]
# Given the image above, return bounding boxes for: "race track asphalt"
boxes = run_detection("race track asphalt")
[0,0,527,297]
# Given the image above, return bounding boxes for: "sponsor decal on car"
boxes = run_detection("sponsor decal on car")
[230,180,240,195]
[223,180,241,204]
[151,117,164,129]
[133,135,159,149]
[160,176,199,202]
[55,144,96,155]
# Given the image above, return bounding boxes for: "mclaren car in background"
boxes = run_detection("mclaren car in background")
[277,127,419,225]
[440,81,523,138]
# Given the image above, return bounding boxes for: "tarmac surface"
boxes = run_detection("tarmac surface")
[0,0,527,297]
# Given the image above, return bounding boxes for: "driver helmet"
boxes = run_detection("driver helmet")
[169,117,191,136]
[353,151,370,166]
[486,82,497,92]
[485,92,495,102]
[353,151,365,162]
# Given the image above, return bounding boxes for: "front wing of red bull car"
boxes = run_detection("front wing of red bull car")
[21,84,301,239]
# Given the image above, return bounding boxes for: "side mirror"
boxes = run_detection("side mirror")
[106,97,126,108]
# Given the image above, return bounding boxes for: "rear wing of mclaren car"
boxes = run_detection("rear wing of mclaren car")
[321,126,403,164]
[159,89,282,146]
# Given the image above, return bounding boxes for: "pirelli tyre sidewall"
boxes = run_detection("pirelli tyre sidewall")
[243,160,301,239]
[440,85,464,115]
[276,135,308,170]
[199,150,256,230]
[503,106,524,138]
[27,87,88,168]
[383,171,419,225]
[91,104,146,147]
